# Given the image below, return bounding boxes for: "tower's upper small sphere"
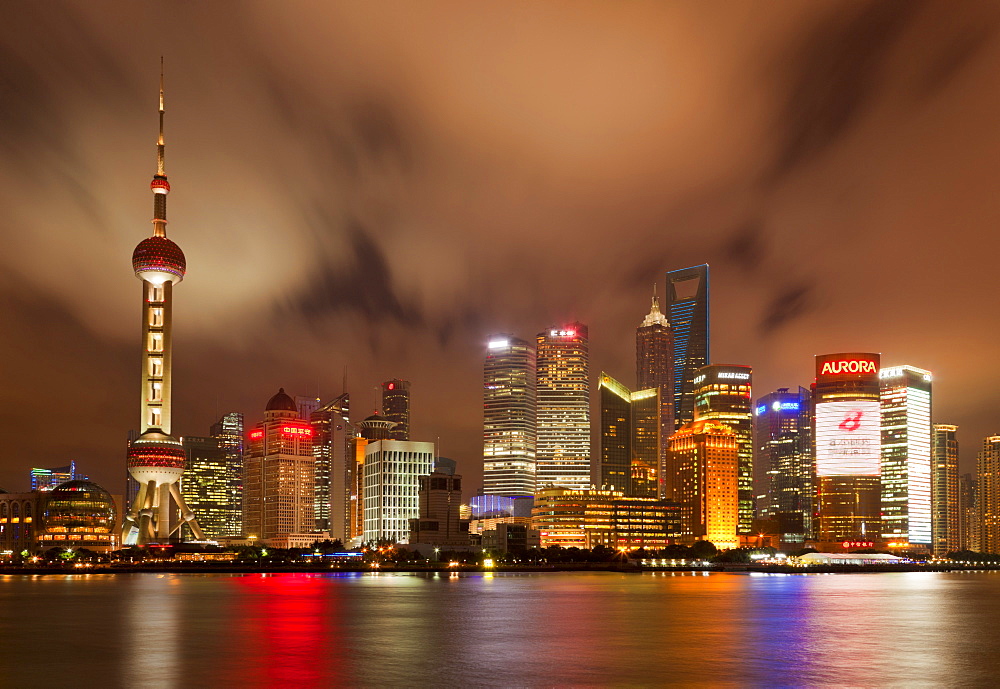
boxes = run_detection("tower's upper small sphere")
[133,235,186,284]
[150,177,171,194]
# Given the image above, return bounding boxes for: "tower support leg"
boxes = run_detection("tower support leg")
[168,482,205,540]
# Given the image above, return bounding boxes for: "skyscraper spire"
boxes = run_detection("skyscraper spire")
[641,284,669,328]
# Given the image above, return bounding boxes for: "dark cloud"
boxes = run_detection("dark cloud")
[287,218,424,327]
[722,219,766,274]
[768,1,925,178]
[916,21,998,97]
[2,1,1000,495]
[759,283,814,334]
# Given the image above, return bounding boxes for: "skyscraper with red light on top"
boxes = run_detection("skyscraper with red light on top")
[243,388,316,539]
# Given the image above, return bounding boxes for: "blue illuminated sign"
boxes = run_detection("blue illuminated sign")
[756,405,766,416]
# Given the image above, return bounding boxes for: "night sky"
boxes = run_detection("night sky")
[3,2,1000,495]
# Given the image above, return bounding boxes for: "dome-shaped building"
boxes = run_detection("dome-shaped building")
[266,387,298,413]
[39,480,118,552]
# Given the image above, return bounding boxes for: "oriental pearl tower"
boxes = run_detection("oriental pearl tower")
[121,65,205,545]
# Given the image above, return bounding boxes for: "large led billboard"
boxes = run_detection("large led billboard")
[815,400,881,476]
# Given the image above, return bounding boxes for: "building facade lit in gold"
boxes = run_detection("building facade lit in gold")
[692,364,752,534]
[535,324,591,490]
[531,487,680,549]
[668,419,738,550]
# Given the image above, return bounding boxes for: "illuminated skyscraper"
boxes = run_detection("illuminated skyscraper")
[210,412,244,537]
[483,335,537,497]
[879,366,932,548]
[666,265,709,430]
[381,379,411,441]
[121,67,204,545]
[636,292,673,496]
[30,461,88,492]
[597,373,659,497]
[932,424,960,556]
[363,439,434,544]
[812,353,881,543]
[978,435,1000,554]
[668,419,739,549]
[181,435,230,539]
[755,387,812,540]
[311,393,352,537]
[694,364,753,534]
[535,323,591,490]
[243,389,316,539]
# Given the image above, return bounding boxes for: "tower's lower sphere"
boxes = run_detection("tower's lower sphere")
[128,429,185,484]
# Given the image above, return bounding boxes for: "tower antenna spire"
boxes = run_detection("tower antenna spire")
[157,57,165,176]
[150,58,170,238]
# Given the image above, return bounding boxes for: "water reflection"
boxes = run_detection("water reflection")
[123,575,180,689]
[1,571,1000,687]
[231,573,344,687]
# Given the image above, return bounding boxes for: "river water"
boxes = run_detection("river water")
[1,571,998,687]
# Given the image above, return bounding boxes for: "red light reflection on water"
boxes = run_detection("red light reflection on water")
[234,574,343,687]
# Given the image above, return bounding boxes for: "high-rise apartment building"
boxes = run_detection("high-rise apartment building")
[483,335,537,497]
[978,435,1000,554]
[362,440,434,544]
[210,412,244,537]
[597,373,658,497]
[636,292,673,497]
[755,387,812,540]
[960,472,979,551]
[932,424,960,556]
[813,353,882,543]
[535,323,591,490]
[381,379,411,441]
[693,364,753,534]
[666,265,709,430]
[880,366,932,548]
[311,393,352,537]
[181,435,230,539]
[243,388,316,539]
[668,419,739,549]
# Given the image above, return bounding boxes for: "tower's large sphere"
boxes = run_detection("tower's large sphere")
[132,235,186,284]
[127,429,185,484]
